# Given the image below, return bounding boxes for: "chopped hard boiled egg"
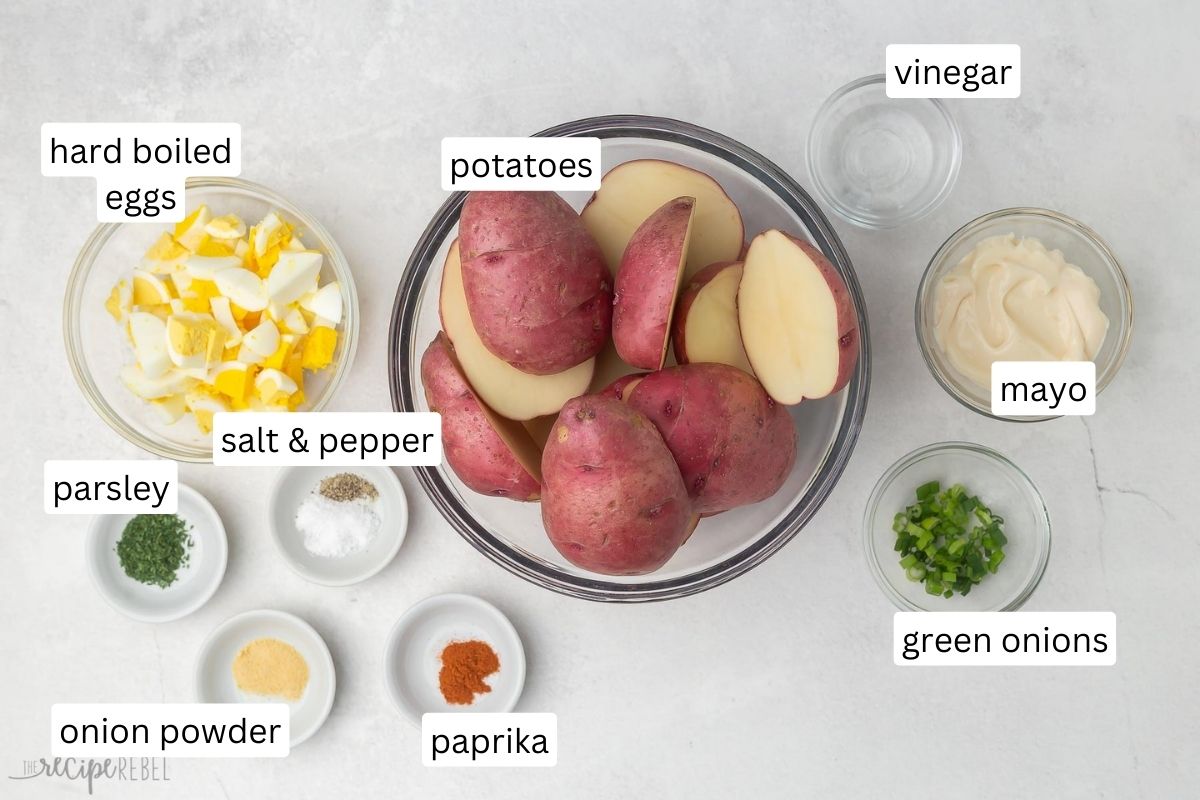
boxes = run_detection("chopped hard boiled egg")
[214,268,268,312]
[165,313,226,369]
[300,282,342,325]
[105,280,132,322]
[209,296,243,346]
[205,214,247,240]
[132,270,174,306]
[255,368,298,405]
[106,207,345,433]
[242,319,281,358]
[128,312,172,378]
[187,255,241,280]
[185,388,230,434]
[213,361,255,403]
[267,251,322,306]
[120,364,199,400]
[174,206,212,251]
[142,233,190,273]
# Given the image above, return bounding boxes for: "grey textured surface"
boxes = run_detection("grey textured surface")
[2,1,1198,797]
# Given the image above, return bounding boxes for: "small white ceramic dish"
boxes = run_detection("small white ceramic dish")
[268,466,407,586]
[86,483,228,622]
[194,609,336,747]
[384,594,526,726]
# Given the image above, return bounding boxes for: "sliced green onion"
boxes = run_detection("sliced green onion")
[894,481,1008,599]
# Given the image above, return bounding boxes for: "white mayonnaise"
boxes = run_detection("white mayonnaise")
[933,234,1109,387]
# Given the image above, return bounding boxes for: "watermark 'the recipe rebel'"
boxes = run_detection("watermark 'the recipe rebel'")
[9,757,169,796]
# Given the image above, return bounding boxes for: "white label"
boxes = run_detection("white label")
[51,704,289,758]
[422,713,557,767]
[991,361,1095,416]
[41,122,241,222]
[441,137,600,191]
[44,460,178,514]
[894,612,1116,666]
[212,411,442,466]
[886,44,1021,98]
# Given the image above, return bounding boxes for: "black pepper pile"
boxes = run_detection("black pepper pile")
[318,472,379,503]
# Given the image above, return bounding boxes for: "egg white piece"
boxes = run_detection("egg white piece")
[267,251,322,306]
[187,255,242,280]
[127,311,171,378]
[120,364,199,400]
[254,212,285,257]
[300,282,342,324]
[281,306,309,334]
[214,267,268,311]
[209,296,243,346]
[242,319,280,357]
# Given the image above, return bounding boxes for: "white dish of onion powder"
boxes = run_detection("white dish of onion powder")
[269,466,408,586]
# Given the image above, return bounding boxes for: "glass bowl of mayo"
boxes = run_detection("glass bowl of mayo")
[916,208,1133,421]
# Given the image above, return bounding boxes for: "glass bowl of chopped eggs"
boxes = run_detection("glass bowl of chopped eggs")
[65,177,359,461]
[916,207,1133,421]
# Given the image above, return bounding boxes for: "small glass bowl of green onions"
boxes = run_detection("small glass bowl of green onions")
[863,442,1051,611]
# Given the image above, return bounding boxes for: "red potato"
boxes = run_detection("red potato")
[671,260,754,375]
[421,333,542,501]
[613,196,695,370]
[581,160,744,281]
[738,230,859,403]
[541,396,694,575]
[439,239,594,420]
[459,191,611,375]
[626,363,797,514]
[597,372,645,402]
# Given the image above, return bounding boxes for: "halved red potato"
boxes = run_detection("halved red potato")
[421,333,542,501]
[581,160,743,281]
[541,395,694,575]
[626,363,796,514]
[738,230,859,403]
[439,239,594,420]
[459,191,611,374]
[613,196,695,370]
[671,260,753,375]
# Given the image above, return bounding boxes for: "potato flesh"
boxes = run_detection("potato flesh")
[739,230,840,403]
[680,264,754,374]
[581,160,743,282]
[438,240,594,420]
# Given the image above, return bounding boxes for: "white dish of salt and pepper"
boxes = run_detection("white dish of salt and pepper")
[268,466,408,586]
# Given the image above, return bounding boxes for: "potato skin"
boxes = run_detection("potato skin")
[613,196,694,369]
[596,372,646,402]
[788,234,859,396]
[421,334,541,501]
[627,363,796,514]
[459,191,612,375]
[541,396,693,575]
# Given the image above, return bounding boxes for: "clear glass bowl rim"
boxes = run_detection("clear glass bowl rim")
[389,114,872,602]
[862,441,1052,612]
[805,73,963,229]
[915,206,1134,422]
[63,176,360,462]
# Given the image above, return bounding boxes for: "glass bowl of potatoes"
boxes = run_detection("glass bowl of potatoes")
[390,115,870,601]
